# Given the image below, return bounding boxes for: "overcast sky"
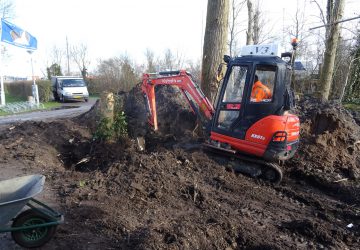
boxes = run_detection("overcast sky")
[3,0,360,78]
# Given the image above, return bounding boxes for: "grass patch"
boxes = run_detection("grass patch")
[90,94,100,99]
[0,101,61,116]
[43,101,61,109]
[5,93,26,103]
[344,103,360,112]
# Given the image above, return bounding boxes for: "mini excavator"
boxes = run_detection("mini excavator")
[141,43,300,184]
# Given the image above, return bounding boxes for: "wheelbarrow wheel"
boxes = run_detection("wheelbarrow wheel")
[11,209,57,248]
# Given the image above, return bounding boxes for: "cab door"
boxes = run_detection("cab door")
[212,64,250,139]
[239,64,279,132]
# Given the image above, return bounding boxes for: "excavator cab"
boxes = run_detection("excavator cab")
[209,44,299,162]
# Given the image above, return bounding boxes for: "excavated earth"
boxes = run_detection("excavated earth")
[0,87,359,249]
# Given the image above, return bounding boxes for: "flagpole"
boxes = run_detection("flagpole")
[0,19,5,106]
[0,45,5,106]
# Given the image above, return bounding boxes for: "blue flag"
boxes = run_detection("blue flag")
[1,19,37,50]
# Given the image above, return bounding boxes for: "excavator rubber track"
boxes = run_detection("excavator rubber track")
[203,143,283,184]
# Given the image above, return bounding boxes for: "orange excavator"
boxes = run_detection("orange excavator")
[141,44,300,183]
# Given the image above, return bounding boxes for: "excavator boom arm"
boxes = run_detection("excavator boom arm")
[141,70,214,130]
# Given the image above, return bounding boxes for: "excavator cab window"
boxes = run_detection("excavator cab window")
[250,65,276,103]
[216,65,248,130]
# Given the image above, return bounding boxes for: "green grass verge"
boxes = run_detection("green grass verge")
[90,93,100,99]
[0,101,61,116]
[344,103,360,112]
[5,93,26,103]
[43,101,62,109]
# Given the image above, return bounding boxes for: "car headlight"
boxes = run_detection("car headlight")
[64,92,71,96]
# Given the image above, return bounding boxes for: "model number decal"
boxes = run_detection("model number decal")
[251,134,265,140]
[161,79,182,84]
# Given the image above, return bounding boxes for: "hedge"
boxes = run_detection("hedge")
[5,80,52,102]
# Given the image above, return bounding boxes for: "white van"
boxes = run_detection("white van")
[51,76,89,102]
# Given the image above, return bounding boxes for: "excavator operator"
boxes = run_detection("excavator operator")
[250,75,272,102]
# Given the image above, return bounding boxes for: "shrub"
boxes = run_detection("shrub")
[93,111,128,141]
[5,80,52,102]
[93,117,114,141]
[113,111,128,138]
[37,80,52,102]
[5,81,31,100]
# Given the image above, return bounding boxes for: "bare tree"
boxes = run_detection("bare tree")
[228,0,246,56]
[95,55,139,93]
[252,2,279,45]
[50,45,64,67]
[246,0,254,45]
[201,0,229,102]
[288,1,310,52]
[71,43,90,79]
[286,0,310,91]
[318,0,345,101]
[186,59,201,84]
[160,49,185,71]
[343,31,360,102]
[330,38,353,99]
[253,4,260,44]
[96,58,122,93]
[145,48,156,73]
[0,0,14,19]
[118,55,138,91]
[45,46,64,79]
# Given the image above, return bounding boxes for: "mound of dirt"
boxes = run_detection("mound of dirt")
[286,98,360,203]
[122,84,197,138]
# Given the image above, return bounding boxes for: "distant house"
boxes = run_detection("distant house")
[27,76,41,81]
[3,76,27,83]
[294,61,306,71]
[293,61,319,95]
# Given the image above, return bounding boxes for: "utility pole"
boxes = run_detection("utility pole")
[0,45,5,106]
[27,50,39,106]
[66,36,70,75]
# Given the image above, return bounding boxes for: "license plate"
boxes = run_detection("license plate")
[73,96,82,98]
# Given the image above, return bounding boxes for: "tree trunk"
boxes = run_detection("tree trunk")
[319,0,345,101]
[246,0,254,45]
[201,0,229,103]
[253,5,260,44]
[229,0,236,57]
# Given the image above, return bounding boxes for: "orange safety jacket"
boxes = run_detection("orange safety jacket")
[251,81,272,102]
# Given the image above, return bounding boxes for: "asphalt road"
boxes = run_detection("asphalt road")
[0,99,97,126]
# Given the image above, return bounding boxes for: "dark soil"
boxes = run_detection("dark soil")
[0,90,359,249]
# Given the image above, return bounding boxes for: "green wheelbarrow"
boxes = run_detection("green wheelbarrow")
[0,175,64,248]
